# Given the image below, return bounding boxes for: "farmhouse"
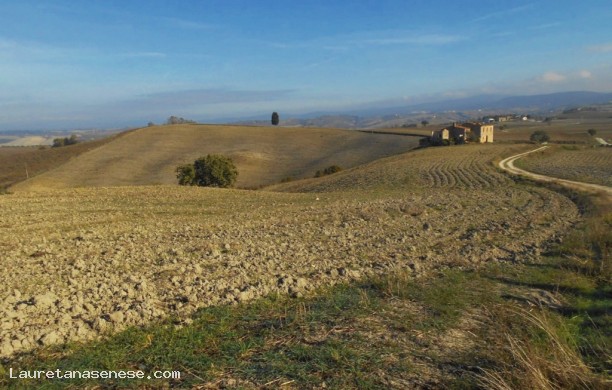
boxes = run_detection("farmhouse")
[468,122,494,143]
[431,122,494,144]
[431,128,450,143]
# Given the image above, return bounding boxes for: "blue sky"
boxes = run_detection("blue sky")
[1,0,611,130]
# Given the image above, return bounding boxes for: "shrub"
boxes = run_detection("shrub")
[175,164,196,186]
[177,155,238,188]
[194,154,238,188]
[530,130,550,143]
[315,165,342,178]
[587,129,597,136]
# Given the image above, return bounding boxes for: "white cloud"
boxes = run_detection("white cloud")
[363,34,465,46]
[470,4,534,23]
[528,22,561,30]
[578,70,592,79]
[539,71,566,82]
[0,37,71,61]
[161,17,214,30]
[266,30,464,52]
[122,52,166,59]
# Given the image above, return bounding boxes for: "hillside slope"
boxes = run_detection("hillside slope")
[0,132,128,190]
[267,144,528,193]
[11,124,422,191]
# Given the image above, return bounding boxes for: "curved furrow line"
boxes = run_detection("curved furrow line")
[442,162,458,187]
[465,158,493,188]
[453,165,474,188]
[431,161,448,187]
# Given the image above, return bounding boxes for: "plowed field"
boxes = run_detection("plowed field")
[0,143,579,359]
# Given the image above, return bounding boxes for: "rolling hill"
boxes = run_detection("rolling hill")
[0,133,128,190]
[11,124,423,192]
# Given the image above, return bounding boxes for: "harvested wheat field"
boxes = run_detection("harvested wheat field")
[517,145,612,187]
[0,143,580,360]
[10,124,422,192]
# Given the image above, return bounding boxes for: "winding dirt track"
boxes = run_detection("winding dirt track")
[498,146,612,199]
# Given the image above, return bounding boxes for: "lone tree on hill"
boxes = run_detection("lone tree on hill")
[271,112,280,126]
[421,120,429,127]
[52,134,78,148]
[166,116,196,125]
[177,154,238,188]
[587,128,597,136]
[530,130,550,144]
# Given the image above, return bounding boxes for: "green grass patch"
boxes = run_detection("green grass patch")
[1,271,498,389]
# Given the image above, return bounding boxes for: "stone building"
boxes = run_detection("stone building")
[430,128,449,143]
[431,122,494,144]
[466,122,494,143]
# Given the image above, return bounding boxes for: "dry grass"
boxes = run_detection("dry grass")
[477,306,608,390]
[10,124,422,192]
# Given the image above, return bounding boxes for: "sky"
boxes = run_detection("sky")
[1,0,611,130]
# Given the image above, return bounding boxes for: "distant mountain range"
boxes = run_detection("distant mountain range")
[371,91,612,114]
[233,91,612,129]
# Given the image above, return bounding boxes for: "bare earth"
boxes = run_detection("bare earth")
[0,144,579,358]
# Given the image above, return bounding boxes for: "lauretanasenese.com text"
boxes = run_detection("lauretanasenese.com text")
[8,368,181,381]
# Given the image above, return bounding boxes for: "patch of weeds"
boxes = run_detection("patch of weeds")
[474,303,607,390]
[366,269,498,332]
[479,244,611,382]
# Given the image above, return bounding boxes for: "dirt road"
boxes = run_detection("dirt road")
[498,146,612,198]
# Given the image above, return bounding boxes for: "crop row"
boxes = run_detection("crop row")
[272,144,521,193]
[519,147,612,187]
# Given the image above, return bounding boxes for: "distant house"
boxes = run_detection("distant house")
[467,122,494,143]
[431,122,494,144]
[431,128,449,143]
[494,115,513,122]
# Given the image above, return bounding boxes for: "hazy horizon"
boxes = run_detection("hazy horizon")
[1,0,611,131]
